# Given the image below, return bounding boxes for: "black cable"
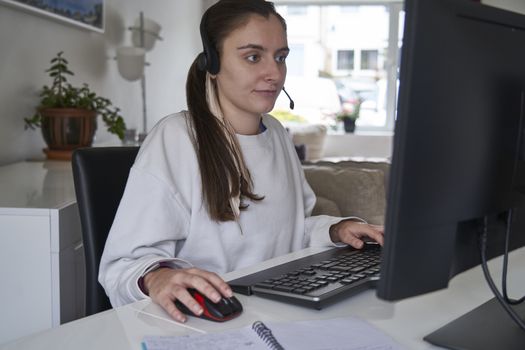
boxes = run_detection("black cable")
[479,215,525,330]
[502,209,525,305]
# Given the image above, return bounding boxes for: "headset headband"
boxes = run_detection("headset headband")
[197,9,220,74]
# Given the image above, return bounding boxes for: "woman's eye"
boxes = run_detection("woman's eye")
[246,55,260,63]
[275,55,287,63]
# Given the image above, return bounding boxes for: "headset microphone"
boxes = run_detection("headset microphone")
[282,87,295,110]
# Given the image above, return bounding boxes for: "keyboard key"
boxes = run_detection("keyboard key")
[292,288,307,294]
[330,265,353,272]
[254,282,275,289]
[274,285,296,292]
[349,266,366,273]
[340,278,356,285]
[321,262,340,269]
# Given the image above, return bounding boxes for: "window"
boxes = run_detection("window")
[337,50,354,70]
[361,50,379,70]
[273,3,404,132]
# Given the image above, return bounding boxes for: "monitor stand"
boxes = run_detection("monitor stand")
[424,297,525,350]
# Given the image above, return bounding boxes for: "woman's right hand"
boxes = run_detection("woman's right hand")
[142,267,233,323]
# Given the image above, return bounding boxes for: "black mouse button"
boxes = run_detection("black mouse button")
[205,297,232,318]
[222,297,234,309]
[222,296,238,313]
[227,296,243,312]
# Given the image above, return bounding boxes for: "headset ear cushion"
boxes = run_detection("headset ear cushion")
[197,49,219,74]
[197,52,207,71]
[207,47,220,75]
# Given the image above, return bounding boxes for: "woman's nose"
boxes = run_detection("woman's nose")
[263,60,285,82]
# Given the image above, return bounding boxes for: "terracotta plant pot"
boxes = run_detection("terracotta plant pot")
[39,108,97,151]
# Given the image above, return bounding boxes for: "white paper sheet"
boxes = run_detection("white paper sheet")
[142,316,405,350]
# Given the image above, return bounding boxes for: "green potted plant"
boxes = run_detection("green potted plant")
[25,51,126,159]
[337,99,362,133]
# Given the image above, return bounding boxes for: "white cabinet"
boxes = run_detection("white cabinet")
[0,161,85,345]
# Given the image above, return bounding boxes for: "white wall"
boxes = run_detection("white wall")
[0,0,203,165]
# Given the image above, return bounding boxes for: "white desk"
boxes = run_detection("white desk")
[2,245,525,350]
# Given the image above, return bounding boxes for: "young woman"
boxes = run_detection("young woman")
[99,0,383,323]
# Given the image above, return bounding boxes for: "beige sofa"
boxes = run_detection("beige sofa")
[302,159,390,225]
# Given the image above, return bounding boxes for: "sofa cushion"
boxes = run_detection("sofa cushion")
[305,159,390,192]
[303,164,386,225]
[312,196,342,217]
[289,124,327,161]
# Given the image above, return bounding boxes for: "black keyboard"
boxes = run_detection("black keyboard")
[229,243,381,309]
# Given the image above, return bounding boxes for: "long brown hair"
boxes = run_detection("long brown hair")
[186,0,286,222]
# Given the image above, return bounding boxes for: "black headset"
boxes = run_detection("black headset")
[197,10,220,75]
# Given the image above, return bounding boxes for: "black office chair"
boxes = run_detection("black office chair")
[72,146,139,316]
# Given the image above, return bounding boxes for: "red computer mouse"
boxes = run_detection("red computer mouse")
[174,288,243,322]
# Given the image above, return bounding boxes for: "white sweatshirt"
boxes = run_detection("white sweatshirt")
[99,112,347,307]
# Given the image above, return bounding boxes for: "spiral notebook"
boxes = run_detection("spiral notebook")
[141,316,404,350]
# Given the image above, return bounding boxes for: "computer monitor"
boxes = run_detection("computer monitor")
[376,0,525,348]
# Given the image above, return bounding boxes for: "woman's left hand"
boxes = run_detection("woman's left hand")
[329,220,384,249]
